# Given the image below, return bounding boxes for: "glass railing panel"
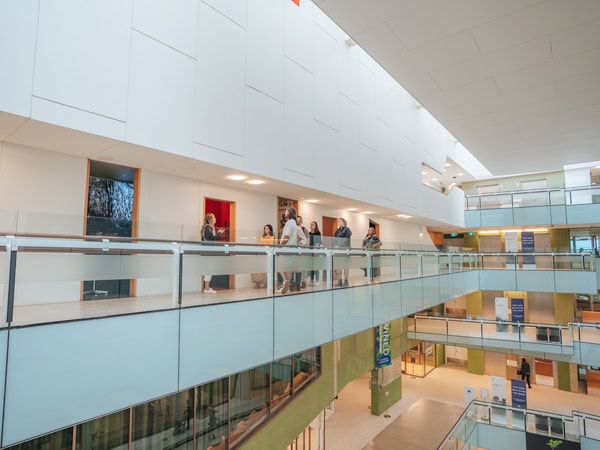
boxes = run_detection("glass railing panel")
[576,324,600,344]
[438,254,450,274]
[553,254,589,270]
[412,316,448,334]
[549,189,566,206]
[0,239,6,328]
[480,193,513,209]
[422,254,439,277]
[182,244,273,301]
[373,253,400,283]
[466,196,481,210]
[11,242,177,325]
[481,254,509,269]
[447,319,482,338]
[513,191,550,207]
[400,254,421,279]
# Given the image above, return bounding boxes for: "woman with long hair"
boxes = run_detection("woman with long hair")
[201,213,224,294]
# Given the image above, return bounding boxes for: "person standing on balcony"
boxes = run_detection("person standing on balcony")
[276,207,297,294]
[333,218,352,287]
[520,358,532,388]
[201,213,224,294]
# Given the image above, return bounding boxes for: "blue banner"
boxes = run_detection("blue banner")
[511,379,527,409]
[511,298,525,323]
[376,322,391,368]
[521,231,535,265]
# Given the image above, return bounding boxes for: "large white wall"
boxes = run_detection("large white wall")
[0,0,466,227]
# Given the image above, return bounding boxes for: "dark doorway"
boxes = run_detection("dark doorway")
[83,160,137,300]
[322,216,337,248]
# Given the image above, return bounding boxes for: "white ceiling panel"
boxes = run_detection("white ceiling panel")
[318,0,600,175]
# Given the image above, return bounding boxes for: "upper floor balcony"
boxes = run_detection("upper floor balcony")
[465,185,600,228]
[0,234,596,445]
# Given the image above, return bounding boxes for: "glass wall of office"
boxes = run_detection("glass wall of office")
[5,349,320,450]
[401,341,436,378]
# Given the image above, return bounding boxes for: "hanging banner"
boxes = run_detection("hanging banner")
[511,378,527,409]
[521,231,536,267]
[375,322,391,368]
[511,298,525,323]
[495,297,509,332]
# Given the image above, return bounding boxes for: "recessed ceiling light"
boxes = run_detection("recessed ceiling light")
[432,178,438,181]
[421,171,427,175]
[363,211,374,214]
[246,179,265,185]
[347,208,357,212]
[457,173,464,177]
[306,199,319,203]
[227,174,247,181]
[445,163,451,167]
[396,214,413,219]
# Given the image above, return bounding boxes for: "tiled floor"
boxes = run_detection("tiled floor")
[325,366,600,450]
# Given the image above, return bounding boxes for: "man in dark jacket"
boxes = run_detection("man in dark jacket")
[520,358,532,388]
[333,218,352,287]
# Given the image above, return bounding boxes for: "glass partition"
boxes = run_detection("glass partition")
[198,378,229,450]
[76,409,129,450]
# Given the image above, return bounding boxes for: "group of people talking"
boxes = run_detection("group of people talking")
[201,207,381,295]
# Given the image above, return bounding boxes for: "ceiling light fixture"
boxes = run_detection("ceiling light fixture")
[363,211,374,214]
[306,199,319,203]
[347,208,357,212]
[246,179,265,185]
[396,214,413,219]
[227,174,247,181]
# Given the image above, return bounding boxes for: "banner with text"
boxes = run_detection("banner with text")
[376,322,391,368]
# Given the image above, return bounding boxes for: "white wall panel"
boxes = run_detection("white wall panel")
[358,62,377,150]
[31,97,126,141]
[0,143,87,233]
[284,0,314,73]
[284,59,314,176]
[376,73,394,126]
[138,171,201,240]
[375,119,394,202]
[202,0,247,28]
[33,0,132,121]
[244,87,284,178]
[338,94,361,191]
[339,45,359,103]
[314,121,340,193]
[314,23,339,130]
[0,0,38,117]
[127,32,195,157]
[133,0,198,58]
[246,0,284,101]
[3,313,180,446]
[195,2,246,156]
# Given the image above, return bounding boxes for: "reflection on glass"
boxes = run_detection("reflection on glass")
[271,357,292,413]
[6,428,73,450]
[132,389,194,450]
[229,366,269,447]
[76,409,129,450]
[197,378,229,450]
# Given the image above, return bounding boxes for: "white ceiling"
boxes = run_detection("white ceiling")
[316,0,600,176]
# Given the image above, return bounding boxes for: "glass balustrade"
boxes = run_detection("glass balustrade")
[0,234,594,326]
[439,401,600,449]
[465,185,600,210]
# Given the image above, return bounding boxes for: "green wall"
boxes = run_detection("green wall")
[241,318,408,449]
[467,349,484,375]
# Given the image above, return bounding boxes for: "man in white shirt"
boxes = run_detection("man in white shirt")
[277,207,297,294]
